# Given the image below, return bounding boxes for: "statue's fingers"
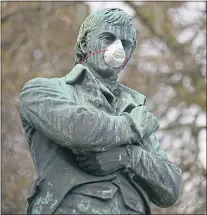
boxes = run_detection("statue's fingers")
[90,169,105,176]
[81,163,99,173]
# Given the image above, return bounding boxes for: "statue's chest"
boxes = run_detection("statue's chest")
[72,84,139,116]
[73,85,117,114]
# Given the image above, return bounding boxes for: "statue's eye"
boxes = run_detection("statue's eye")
[101,34,115,44]
[103,36,112,41]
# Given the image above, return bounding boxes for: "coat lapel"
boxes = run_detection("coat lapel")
[116,85,146,115]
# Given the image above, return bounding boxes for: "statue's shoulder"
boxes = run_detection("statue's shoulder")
[22,76,73,96]
[24,76,60,86]
[119,83,146,105]
[24,76,68,87]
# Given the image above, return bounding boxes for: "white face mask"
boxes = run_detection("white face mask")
[104,40,126,68]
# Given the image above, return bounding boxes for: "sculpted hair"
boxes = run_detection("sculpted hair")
[74,8,137,64]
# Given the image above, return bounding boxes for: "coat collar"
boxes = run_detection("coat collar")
[65,64,87,84]
[65,64,117,96]
[65,64,146,106]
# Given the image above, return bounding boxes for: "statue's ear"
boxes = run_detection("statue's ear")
[80,36,88,55]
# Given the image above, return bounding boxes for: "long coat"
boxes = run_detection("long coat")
[20,64,182,214]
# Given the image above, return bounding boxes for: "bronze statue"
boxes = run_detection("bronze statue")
[20,8,182,214]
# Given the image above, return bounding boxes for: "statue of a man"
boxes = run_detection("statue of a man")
[20,8,182,214]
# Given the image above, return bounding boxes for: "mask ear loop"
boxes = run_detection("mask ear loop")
[122,57,128,68]
[79,49,108,64]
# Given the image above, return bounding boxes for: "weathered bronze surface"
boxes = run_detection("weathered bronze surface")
[20,8,182,214]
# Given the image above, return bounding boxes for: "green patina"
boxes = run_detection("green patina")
[20,7,182,215]
[33,191,58,214]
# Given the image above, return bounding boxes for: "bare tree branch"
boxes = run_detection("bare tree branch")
[1,4,42,22]
[126,1,199,60]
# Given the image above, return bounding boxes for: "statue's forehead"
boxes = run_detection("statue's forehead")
[92,23,134,38]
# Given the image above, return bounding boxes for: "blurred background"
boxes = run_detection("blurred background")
[1,1,206,214]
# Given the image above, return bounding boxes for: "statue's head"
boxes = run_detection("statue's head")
[74,8,137,79]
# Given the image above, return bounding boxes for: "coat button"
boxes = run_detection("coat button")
[85,83,92,92]
[113,89,120,97]
[94,99,101,108]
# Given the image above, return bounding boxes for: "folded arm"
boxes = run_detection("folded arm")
[126,133,182,208]
[20,78,137,153]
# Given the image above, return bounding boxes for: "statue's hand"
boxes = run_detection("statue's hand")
[77,147,129,176]
[129,106,159,139]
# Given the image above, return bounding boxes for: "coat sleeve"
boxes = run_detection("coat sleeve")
[20,78,137,153]
[125,133,182,208]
